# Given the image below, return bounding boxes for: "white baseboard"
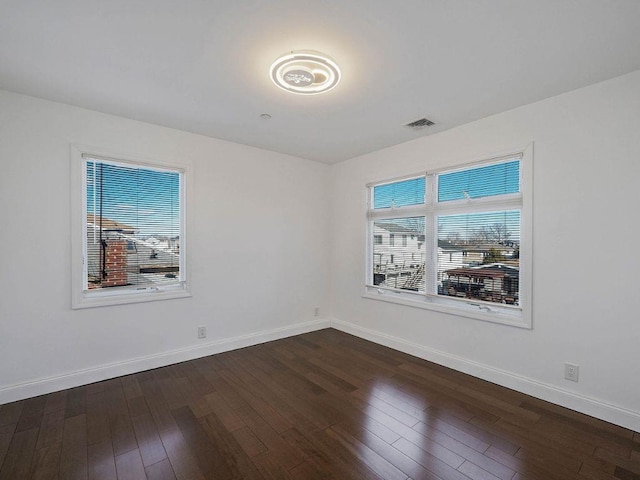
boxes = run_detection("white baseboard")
[330,318,640,433]
[0,319,330,405]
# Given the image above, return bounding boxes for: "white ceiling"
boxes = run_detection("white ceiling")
[2,1,640,164]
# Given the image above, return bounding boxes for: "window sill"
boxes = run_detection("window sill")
[72,286,191,309]
[362,288,531,329]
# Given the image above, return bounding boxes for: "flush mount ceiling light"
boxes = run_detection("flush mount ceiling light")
[270,50,341,95]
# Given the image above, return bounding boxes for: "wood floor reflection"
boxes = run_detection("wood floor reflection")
[0,328,638,479]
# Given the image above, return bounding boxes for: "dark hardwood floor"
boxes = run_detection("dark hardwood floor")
[0,329,638,480]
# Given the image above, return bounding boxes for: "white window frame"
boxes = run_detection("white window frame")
[70,145,191,309]
[364,145,533,329]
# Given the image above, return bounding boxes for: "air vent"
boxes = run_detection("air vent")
[404,117,435,129]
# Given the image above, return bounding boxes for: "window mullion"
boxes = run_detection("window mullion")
[425,173,437,296]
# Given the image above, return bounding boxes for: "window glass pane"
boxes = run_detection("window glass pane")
[373,177,425,209]
[372,217,425,293]
[86,160,181,290]
[438,159,519,202]
[437,210,520,305]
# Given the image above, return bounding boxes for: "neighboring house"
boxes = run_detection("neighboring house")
[442,263,520,304]
[86,214,136,235]
[86,215,137,284]
[86,215,179,288]
[463,243,518,264]
[373,222,472,292]
[373,222,519,297]
[145,236,180,253]
[372,222,424,270]
[372,222,425,291]
[437,240,467,282]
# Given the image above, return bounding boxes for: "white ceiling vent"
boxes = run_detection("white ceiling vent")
[404,117,435,129]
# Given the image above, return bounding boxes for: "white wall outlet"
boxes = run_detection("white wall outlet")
[564,363,579,382]
[313,306,320,317]
[197,326,207,339]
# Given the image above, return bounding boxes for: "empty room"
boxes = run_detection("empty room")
[1,1,639,479]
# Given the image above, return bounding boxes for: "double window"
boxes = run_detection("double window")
[366,147,532,327]
[71,147,189,308]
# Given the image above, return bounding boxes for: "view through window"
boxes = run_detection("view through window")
[84,157,183,292]
[368,156,524,313]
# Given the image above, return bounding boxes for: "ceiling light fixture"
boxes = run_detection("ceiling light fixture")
[270,50,341,95]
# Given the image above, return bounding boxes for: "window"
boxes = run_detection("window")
[374,235,383,245]
[71,147,190,308]
[365,146,532,328]
[389,234,395,246]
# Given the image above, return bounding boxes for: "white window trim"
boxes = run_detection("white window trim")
[70,144,192,309]
[363,144,533,329]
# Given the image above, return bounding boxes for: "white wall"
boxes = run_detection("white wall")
[329,70,640,431]
[0,90,330,402]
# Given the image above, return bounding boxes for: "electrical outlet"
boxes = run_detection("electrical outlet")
[313,306,320,317]
[564,363,579,382]
[197,326,206,339]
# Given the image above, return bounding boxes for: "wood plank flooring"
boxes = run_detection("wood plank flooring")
[1,328,638,479]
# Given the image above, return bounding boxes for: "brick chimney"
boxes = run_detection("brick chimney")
[101,239,128,287]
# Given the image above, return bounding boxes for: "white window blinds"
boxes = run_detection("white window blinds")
[84,156,183,292]
[435,159,521,305]
[367,151,530,326]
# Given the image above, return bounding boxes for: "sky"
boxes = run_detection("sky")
[86,160,181,238]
